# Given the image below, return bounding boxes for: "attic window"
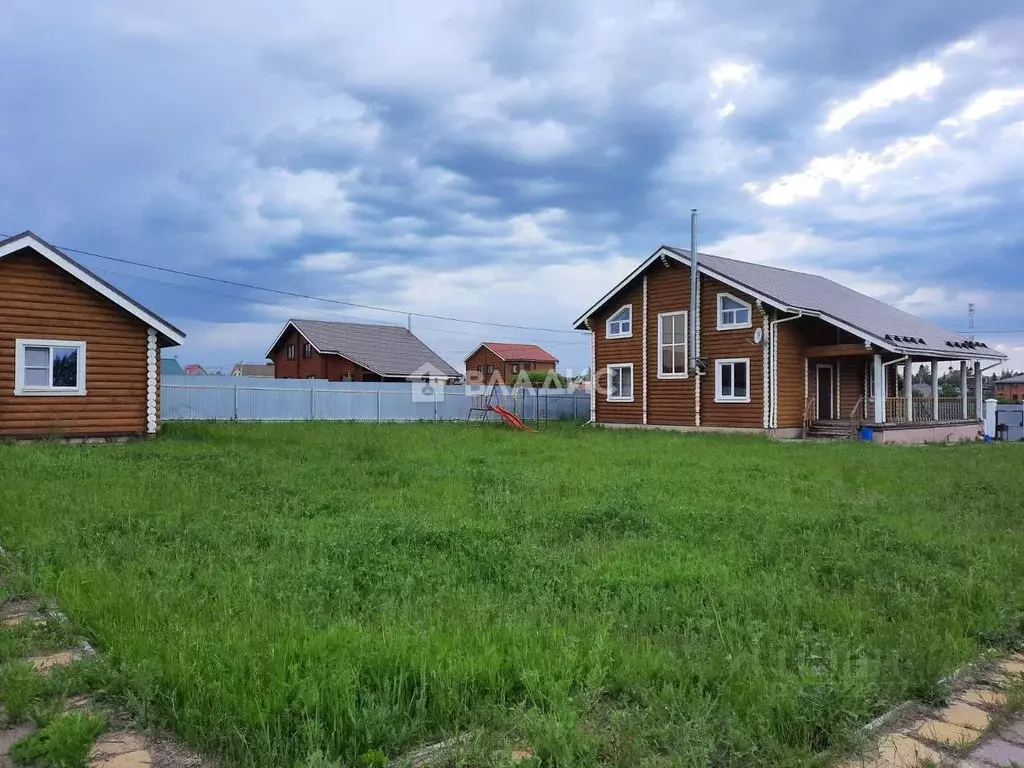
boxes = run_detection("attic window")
[717,294,752,330]
[606,305,632,339]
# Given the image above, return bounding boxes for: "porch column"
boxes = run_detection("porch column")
[960,360,968,419]
[905,357,913,423]
[931,360,940,421]
[873,354,885,423]
[974,362,984,421]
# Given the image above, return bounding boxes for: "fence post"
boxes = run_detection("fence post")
[233,385,239,421]
[376,390,381,422]
[310,387,315,420]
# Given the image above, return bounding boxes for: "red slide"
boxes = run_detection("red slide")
[488,404,535,432]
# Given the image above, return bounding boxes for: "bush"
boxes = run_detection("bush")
[519,370,568,389]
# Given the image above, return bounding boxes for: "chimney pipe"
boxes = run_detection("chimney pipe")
[689,209,699,372]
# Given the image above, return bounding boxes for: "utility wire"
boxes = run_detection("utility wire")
[4,232,586,336]
[91,264,590,347]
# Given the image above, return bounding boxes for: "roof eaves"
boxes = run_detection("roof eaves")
[0,231,185,345]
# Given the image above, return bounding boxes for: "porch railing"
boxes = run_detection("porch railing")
[862,397,977,423]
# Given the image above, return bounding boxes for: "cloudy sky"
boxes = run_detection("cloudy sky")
[2,0,1023,374]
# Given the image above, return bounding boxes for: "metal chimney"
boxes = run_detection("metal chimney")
[689,209,699,372]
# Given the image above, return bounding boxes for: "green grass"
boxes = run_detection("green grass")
[9,710,106,768]
[1,422,1023,767]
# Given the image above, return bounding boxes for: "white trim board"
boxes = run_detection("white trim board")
[0,232,185,346]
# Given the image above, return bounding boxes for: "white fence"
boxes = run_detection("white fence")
[162,376,590,423]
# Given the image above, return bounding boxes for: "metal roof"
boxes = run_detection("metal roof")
[470,343,558,363]
[574,246,1005,360]
[272,319,460,378]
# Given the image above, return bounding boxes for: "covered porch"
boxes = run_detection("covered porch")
[804,344,987,440]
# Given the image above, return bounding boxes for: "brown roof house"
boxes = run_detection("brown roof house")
[0,231,185,438]
[266,319,460,382]
[231,362,275,377]
[574,245,1006,443]
[465,343,559,386]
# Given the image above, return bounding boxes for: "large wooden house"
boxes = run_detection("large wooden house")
[0,231,185,438]
[574,246,1005,442]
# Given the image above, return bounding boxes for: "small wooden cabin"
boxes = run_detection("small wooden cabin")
[0,231,185,438]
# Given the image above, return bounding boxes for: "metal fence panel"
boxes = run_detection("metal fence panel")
[162,376,590,423]
[996,404,1024,441]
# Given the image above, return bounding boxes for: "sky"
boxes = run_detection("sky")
[2,0,1023,375]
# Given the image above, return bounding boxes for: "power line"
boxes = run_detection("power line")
[91,264,590,348]
[5,233,586,336]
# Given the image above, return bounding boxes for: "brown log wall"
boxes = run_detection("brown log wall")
[0,250,151,437]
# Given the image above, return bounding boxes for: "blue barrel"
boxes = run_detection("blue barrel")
[859,426,874,442]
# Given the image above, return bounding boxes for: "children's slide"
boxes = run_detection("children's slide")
[488,404,535,432]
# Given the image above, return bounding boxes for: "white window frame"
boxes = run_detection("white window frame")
[14,339,87,397]
[606,363,635,402]
[715,357,751,403]
[656,310,689,379]
[717,293,753,331]
[606,305,633,339]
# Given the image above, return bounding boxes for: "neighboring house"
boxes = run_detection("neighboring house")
[911,383,932,397]
[231,362,275,377]
[161,357,184,376]
[994,374,1024,402]
[465,343,558,385]
[266,319,460,382]
[183,363,207,375]
[574,245,1006,443]
[0,231,185,438]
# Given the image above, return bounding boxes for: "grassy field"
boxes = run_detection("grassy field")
[1,423,1023,767]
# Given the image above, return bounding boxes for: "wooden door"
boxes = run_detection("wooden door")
[816,365,834,419]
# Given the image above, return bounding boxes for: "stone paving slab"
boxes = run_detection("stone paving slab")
[26,649,85,672]
[969,736,1024,766]
[0,722,36,757]
[914,717,982,747]
[958,689,1008,708]
[999,718,1024,745]
[941,703,992,730]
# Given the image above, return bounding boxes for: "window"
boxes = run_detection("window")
[477,365,484,373]
[524,362,533,371]
[607,363,634,402]
[286,344,296,360]
[15,339,86,396]
[302,342,312,358]
[657,311,688,378]
[512,363,520,374]
[717,293,752,330]
[485,365,495,375]
[715,358,750,402]
[606,305,632,338]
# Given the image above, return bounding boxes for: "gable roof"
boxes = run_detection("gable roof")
[183,364,207,375]
[468,342,559,364]
[0,231,185,346]
[995,374,1024,385]
[231,362,275,377]
[161,357,184,376]
[266,319,460,378]
[574,246,1005,361]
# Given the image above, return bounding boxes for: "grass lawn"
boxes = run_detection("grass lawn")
[1,423,1023,767]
